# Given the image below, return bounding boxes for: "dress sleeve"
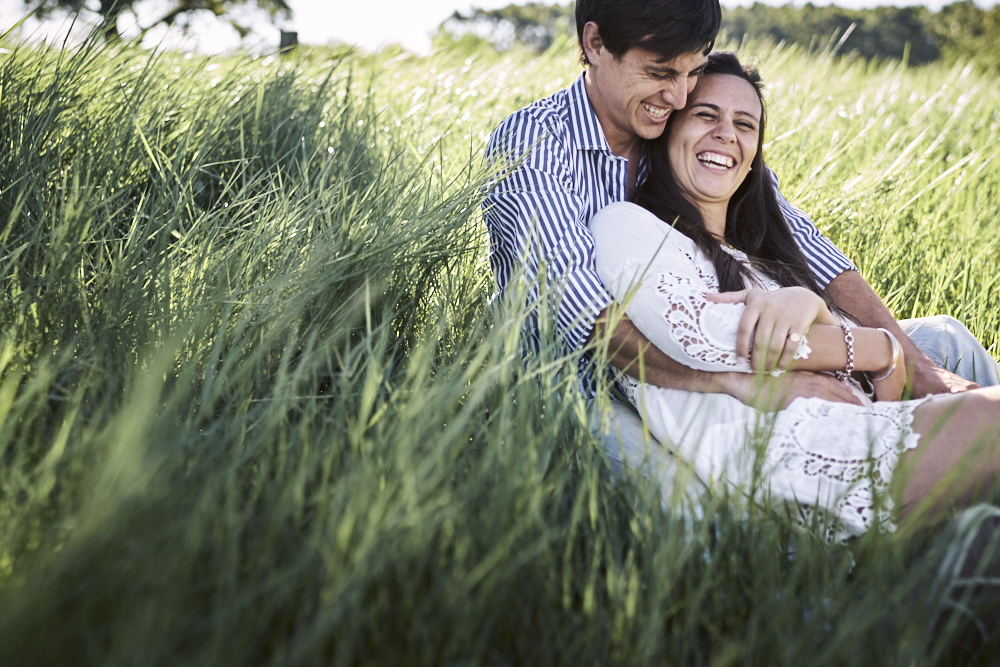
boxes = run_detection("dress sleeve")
[482,114,611,354]
[590,202,753,374]
[769,168,856,289]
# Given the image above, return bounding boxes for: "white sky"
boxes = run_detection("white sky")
[1,0,994,55]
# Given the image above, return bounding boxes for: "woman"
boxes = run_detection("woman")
[589,52,1000,538]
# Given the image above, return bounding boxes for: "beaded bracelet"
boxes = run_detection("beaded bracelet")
[835,322,855,382]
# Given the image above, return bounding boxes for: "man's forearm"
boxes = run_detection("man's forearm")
[825,270,931,365]
[587,305,742,394]
[824,269,982,396]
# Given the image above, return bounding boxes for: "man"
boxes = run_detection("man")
[482,0,994,455]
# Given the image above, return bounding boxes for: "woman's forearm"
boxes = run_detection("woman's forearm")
[589,306,864,406]
[770,324,905,401]
[790,325,894,375]
[826,270,978,396]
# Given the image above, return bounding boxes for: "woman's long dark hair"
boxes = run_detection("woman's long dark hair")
[634,51,823,296]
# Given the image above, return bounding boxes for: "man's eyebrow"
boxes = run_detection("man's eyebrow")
[648,64,707,77]
[646,65,680,77]
[690,102,760,122]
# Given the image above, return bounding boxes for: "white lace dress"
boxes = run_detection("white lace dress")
[590,202,932,538]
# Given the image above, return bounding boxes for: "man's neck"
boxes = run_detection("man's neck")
[599,123,643,172]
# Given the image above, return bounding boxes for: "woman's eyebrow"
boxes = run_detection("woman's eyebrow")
[690,102,760,122]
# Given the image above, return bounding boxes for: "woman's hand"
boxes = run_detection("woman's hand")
[706,287,839,372]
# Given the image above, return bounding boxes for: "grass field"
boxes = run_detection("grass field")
[1,29,999,665]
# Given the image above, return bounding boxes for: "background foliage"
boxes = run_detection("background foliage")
[1,25,999,666]
[26,0,291,41]
[442,1,1000,71]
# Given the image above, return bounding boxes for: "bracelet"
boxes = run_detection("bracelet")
[835,322,854,382]
[868,328,900,381]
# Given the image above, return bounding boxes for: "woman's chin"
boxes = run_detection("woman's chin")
[684,170,744,198]
[690,183,739,204]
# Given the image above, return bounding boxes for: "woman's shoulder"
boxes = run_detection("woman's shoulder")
[588,201,654,228]
[589,202,700,255]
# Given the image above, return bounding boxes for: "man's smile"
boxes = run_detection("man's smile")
[641,101,670,119]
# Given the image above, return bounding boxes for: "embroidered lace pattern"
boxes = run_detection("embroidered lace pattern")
[766,396,927,538]
[618,373,927,540]
[655,271,748,369]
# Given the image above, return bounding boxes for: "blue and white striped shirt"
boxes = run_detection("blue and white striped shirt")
[482,73,855,393]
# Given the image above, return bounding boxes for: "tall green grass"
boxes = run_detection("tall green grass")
[0,32,998,665]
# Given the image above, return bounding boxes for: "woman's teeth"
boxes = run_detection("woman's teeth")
[642,102,669,119]
[697,152,735,170]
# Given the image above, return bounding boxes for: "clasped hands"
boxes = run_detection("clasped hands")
[707,287,906,406]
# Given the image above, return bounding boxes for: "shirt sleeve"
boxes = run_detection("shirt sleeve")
[590,202,753,374]
[769,168,856,288]
[482,114,611,355]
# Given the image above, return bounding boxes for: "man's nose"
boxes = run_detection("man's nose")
[661,78,689,110]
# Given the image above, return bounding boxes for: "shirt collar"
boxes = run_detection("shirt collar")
[567,72,615,154]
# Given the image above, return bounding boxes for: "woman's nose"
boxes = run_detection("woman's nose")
[714,122,736,143]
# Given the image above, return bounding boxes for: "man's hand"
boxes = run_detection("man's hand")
[824,270,979,398]
[706,287,838,372]
[724,370,863,412]
[912,361,979,397]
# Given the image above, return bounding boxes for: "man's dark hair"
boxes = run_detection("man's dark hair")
[634,51,824,297]
[576,0,722,65]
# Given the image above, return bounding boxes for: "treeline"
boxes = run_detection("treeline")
[438,1,1000,69]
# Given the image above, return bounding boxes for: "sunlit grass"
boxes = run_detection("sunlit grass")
[0,31,998,665]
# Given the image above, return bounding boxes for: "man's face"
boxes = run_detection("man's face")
[584,33,708,156]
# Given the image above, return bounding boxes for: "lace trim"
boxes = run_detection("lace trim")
[654,272,745,369]
[676,244,720,290]
[620,369,931,541]
[767,395,932,540]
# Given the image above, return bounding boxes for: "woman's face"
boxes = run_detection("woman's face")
[667,73,762,208]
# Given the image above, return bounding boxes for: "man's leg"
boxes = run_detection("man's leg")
[590,397,707,508]
[900,315,1000,387]
[591,398,648,477]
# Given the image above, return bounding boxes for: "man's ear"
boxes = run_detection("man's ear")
[581,21,604,66]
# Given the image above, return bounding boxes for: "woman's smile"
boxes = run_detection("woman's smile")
[696,150,736,170]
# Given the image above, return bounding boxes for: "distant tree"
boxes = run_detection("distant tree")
[929,1,1000,71]
[436,1,997,71]
[722,2,938,65]
[440,2,574,52]
[29,0,292,43]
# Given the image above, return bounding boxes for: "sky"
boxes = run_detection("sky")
[0,0,992,55]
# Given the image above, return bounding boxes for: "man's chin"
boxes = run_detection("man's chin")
[636,123,669,141]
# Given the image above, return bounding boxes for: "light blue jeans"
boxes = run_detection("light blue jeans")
[900,315,1000,387]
